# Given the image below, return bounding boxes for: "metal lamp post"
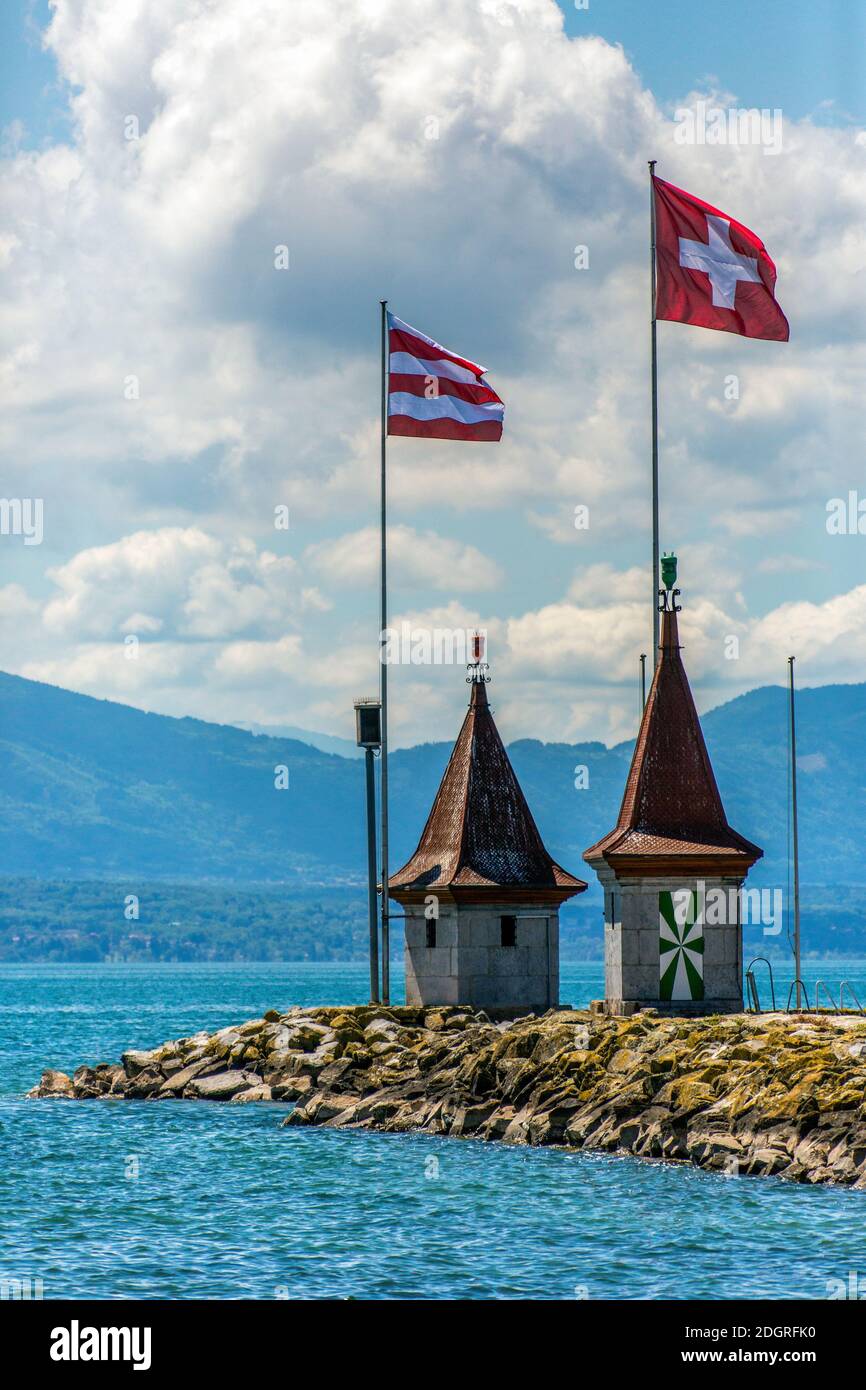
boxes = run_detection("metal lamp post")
[353,697,382,1003]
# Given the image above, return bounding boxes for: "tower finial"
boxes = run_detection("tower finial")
[659,551,681,614]
[466,630,490,686]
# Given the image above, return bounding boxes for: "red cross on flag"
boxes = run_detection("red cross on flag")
[653,176,789,341]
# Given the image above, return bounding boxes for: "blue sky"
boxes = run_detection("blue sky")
[0,2,68,146]
[2,1,866,748]
[559,0,866,126]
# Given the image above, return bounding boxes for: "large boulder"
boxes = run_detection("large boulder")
[158,1060,211,1095]
[72,1064,121,1098]
[27,1069,74,1099]
[121,1047,168,1078]
[230,1084,273,1104]
[186,1070,258,1101]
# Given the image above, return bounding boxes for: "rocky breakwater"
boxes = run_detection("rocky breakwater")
[28,1005,866,1187]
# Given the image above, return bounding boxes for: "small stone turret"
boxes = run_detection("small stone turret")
[390,647,586,1016]
[584,556,762,1015]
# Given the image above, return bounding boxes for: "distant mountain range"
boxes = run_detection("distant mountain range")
[1,669,865,956]
[233,720,363,760]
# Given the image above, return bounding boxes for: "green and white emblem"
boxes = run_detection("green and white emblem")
[659,890,704,1001]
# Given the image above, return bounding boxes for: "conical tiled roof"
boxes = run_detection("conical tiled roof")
[584,602,762,876]
[390,677,586,904]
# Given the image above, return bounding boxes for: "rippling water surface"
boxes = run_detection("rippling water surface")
[1,961,864,1300]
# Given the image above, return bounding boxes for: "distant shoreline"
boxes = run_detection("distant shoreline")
[2,948,863,967]
[2,874,862,964]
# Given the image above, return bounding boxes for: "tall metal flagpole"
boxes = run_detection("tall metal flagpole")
[788,655,801,1009]
[364,743,379,1004]
[379,299,390,1004]
[649,159,660,665]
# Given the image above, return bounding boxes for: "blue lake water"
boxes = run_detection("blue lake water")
[1,960,865,1301]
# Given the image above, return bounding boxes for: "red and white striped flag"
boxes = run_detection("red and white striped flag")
[387,312,504,442]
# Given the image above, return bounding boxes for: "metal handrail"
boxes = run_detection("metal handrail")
[785,978,811,1012]
[814,979,836,1012]
[839,981,866,1014]
[745,970,760,1014]
[745,957,777,1013]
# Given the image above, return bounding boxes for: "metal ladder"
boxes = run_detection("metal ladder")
[839,980,866,1014]
[814,979,836,1012]
[785,978,812,1012]
[789,978,865,1015]
[747,964,865,1016]
[745,956,777,1014]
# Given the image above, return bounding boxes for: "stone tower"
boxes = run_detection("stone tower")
[389,657,586,1016]
[583,557,762,1016]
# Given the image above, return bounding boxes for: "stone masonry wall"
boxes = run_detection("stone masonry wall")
[598,871,744,1015]
[403,904,558,1012]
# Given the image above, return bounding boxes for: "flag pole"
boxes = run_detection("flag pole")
[379,299,390,1004]
[788,655,801,1009]
[649,159,660,665]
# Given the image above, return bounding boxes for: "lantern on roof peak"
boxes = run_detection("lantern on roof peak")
[659,552,681,613]
[466,630,490,685]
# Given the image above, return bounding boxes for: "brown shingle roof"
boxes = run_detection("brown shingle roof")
[390,678,586,904]
[584,604,762,876]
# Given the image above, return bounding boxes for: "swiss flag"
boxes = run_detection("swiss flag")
[653,176,789,342]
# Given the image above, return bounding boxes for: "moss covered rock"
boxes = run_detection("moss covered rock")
[28,1004,866,1190]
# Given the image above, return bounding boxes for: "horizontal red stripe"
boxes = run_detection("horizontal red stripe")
[387,415,502,442]
[389,326,484,377]
[388,373,502,406]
